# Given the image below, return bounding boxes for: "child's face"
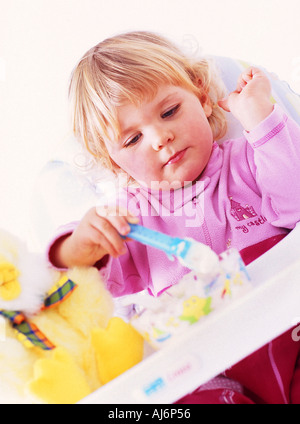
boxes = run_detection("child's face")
[105,84,214,189]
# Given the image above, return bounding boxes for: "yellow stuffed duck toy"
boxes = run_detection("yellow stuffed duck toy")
[0,228,144,404]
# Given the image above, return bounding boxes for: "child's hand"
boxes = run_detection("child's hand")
[218,67,274,131]
[50,207,139,268]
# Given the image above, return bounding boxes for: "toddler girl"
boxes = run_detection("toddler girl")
[48,31,300,403]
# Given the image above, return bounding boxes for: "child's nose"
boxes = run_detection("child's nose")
[151,127,175,151]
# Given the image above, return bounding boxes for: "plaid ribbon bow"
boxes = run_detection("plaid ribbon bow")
[0,276,77,350]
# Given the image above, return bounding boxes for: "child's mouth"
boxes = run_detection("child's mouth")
[164,148,187,166]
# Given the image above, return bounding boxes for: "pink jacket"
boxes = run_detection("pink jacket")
[48,105,300,297]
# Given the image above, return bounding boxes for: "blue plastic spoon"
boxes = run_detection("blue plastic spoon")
[126,223,220,277]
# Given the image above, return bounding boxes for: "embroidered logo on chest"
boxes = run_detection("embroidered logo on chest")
[229,196,257,221]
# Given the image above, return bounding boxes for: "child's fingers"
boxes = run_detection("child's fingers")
[218,67,269,113]
[89,213,127,257]
[218,97,230,112]
[94,206,139,256]
[236,67,264,91]
[218,91,239,112]
[96,205,139,235]
[91,221,127,257]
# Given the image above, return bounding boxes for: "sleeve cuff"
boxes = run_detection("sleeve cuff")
[244,104,288,148]
[46,222,78,270]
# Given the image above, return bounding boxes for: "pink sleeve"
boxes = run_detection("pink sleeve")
[101,250,147,297]
[46,222,78,271]
[244,104,300,229]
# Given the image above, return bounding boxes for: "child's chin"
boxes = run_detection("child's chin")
[148,180,184,191]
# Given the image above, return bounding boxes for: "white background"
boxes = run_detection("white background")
[1,0,300,244]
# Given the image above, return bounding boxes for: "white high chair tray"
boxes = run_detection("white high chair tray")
[79,223,300,404]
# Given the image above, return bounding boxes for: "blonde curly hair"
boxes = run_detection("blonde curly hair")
[69,31,227,174]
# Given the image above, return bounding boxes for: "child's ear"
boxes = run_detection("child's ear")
[196,81,213,117]
[203,100,213,118]
[201,93,213,118]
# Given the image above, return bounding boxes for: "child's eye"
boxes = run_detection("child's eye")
[125,133,142,147]
[161,104,180,119]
